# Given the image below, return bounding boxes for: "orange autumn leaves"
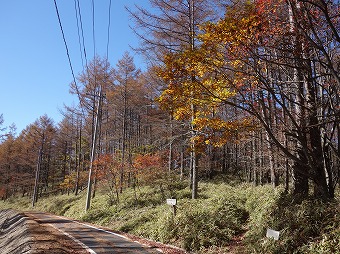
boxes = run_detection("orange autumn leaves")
[89,153,166,187]
[133,153,166,185]
[59,152,167,192]
[156,0,280,147]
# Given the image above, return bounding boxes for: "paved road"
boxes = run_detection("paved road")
[26,212,161,254]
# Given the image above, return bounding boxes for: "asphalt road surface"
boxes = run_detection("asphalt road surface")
[26,212,162,254]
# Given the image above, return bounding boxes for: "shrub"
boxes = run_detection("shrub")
[118,206,163,235]
[297,198,340,254]
[153,195,248,251]
[232,184,282,253]
[82,208,115,224]
[243,188,340,254]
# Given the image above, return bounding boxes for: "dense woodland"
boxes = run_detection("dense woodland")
[0,0,339,203]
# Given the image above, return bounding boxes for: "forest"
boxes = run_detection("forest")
[0,0,339,252]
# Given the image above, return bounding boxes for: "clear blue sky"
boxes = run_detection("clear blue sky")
[0,0,148,135]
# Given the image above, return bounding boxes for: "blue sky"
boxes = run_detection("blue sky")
[0,0,148,135]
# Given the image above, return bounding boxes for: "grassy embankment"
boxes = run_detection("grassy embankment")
[1,178,339,254]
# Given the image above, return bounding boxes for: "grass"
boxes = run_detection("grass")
[1,178,339,253]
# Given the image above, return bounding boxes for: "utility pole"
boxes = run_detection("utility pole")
[85,87,103,211]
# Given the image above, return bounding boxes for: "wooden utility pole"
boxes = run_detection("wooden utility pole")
[85,87,103,211]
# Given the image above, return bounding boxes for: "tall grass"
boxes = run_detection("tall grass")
[0,180,339,253]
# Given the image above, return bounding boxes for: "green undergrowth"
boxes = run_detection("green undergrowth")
[0,179,339,253]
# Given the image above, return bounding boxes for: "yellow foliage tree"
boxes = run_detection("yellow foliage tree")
[157,46,253,148]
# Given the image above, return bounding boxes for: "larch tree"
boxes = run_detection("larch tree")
[107,52,142,193]
[16,115,57,204]
[70,56,113,209]
[0,114,5,141]
[57,108,88,195]
[0,125,17,200]
[129,0,223,198]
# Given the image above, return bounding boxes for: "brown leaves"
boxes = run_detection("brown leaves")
[133,153,166,185]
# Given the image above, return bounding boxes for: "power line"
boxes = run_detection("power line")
[92,0,96,58]
[74,0,84,68]
[76,0,88,67]
[54,0,86,119]
[53,0,77,86]
[106,0,112,60]
[74,0,90,119]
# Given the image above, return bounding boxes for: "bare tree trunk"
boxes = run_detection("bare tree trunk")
[32,149,42,207]
[120,82,127,194]
[168,114,173,173]
[75,124,82,196]
[305,61,329,199]
[251,132,258,185]
[180,141,185,180]
[289,2,309,196]
[189,0,199,200]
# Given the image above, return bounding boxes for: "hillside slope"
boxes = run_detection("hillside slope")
[1,180,339,254]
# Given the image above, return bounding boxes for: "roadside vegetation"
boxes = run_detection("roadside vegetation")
[1,176,339,254]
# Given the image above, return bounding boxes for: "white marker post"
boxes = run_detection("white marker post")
[166,198,177,216]
[266,228,280,240]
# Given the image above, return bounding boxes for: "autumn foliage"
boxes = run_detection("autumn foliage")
[1,0,339,206]
[133,153,166,185]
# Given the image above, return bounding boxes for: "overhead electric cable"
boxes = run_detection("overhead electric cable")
[76,0,88,67]
[92,0,96,58]
[75,0,91,118]
[54,0,85,118]
[106,0,112,60]
[74,0,84,68]
[74,0,90,119]
[53,0,77,86]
